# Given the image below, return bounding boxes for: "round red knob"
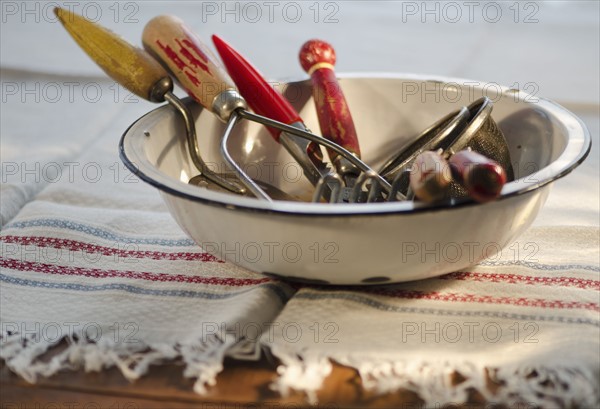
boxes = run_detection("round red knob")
[299,39,336,72]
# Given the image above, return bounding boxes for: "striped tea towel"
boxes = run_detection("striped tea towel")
[0,126,294,394]
[1,94,598,407]
[262,226,600,407]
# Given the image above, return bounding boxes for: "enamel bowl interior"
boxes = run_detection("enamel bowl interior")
[120,74,590,284]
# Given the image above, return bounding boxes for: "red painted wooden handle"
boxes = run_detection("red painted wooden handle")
[449,150,507,202]
[212,34,302,141]
[299,39,361,160]
[142,16,236,111]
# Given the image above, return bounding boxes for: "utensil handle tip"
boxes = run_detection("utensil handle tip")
[449,150,507,202]
[55,7,170,102]
[299,39,336,73]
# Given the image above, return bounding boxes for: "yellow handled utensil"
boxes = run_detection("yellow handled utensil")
[54,7,245,196]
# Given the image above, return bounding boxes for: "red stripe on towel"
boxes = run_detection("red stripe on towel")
[0,258,269,286]
[1,235,222,262]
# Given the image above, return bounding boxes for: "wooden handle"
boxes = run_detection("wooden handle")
[54,7,170,102]
[142,15,236,112]
[299,39,361,160]
[449,150,507,203]
[409,151,452,203]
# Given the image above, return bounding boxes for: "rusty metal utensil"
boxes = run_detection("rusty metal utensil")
[381,97,514,199]
[380,106,470,200]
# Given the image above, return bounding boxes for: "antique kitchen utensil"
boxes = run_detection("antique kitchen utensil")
[445,97,515,180]
[380,97,514,201]
[298,39,380,202]
[379,106,470,198]
[438,98,514,200]
[211,34,394,203]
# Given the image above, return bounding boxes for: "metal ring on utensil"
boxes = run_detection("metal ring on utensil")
[379,106,470,181]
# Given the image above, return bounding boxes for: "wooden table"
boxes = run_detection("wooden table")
[1,354,498,408]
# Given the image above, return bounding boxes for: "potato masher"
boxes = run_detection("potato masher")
[298,39,396,203]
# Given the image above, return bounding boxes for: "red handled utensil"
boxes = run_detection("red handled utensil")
[298,40,360,174]
[299,39,385,202]
[212,34,393,203]
[448,149,507,202]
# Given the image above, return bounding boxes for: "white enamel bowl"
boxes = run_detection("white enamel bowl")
[120,74,590,285]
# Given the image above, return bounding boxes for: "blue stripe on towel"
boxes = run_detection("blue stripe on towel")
[0,273,291,304]
[3,219,195,246]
